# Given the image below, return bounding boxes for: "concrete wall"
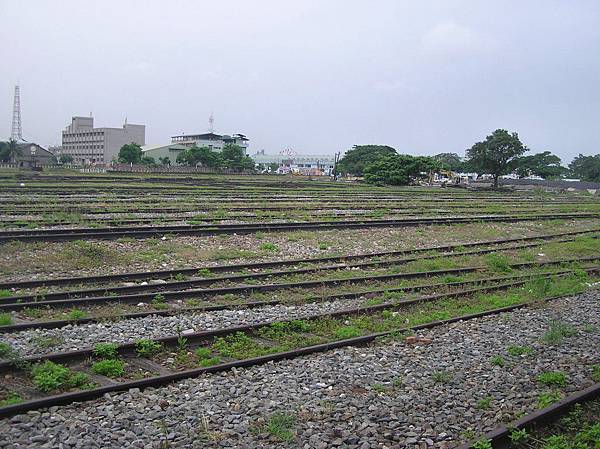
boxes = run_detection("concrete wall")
[103,124,145,163]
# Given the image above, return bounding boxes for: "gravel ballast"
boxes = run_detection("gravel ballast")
[1,297,371,356]
[1,290,599,448]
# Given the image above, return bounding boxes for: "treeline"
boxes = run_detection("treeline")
[117,143,254,170]
[338,129,600,186]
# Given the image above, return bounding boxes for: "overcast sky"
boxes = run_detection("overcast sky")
[1,1,599,162]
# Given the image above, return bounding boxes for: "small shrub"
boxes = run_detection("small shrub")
[490,355,505,367]
[266,412,296,442]
[538,371,567,388]
[0,392,22,406]
[333,326,362,340]
[0,290,12,298]
[259,242,278,252]
[0,313,12,326]
[196,268,212,277]
[135,339,163,357]
[432,371,453,384]
[591,365,600,382]
[0,342,12,357]
[199,357,221,367]
[172,273,187,281]
[507,345,533,357]
[476,396,492,410]
[472,438,492,449]
[67,309,87,320]
[93,342,119,359]
[509,428,529,445]
[538,391,562,408]
[371,383,387,393]
[31,361,90,392]
[195,347,212,360]
[485,253,512,273]
[92,359,125,378]
[542,321,577,345]
[151,294,167,309]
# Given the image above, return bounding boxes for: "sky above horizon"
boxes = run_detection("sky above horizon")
[1,1,599,162]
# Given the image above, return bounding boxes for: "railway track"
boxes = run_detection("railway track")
[0,267,586,332]
[457,384,600,449]
[2,230,596,304]
[2,227,596,290]
[1,255,597,311]
[0,213,598,243]
[0,272,594,418]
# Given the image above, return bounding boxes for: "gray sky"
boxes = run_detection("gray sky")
[1,1,599,162]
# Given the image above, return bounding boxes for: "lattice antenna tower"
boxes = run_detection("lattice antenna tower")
[208,113,214,133]
[11,84,23,141]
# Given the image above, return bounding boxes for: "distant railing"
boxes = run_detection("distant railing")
[106,164,255,175]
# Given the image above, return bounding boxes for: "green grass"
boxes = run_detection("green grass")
[591,365,600,382]
[32,335,64,349]
[212,332,276,359]
[507,345,534,357]
[93,342,119,359]
[266,412,296,442]
[537,371,567,388]
[0,289,13,298]
[91,359,125,378]
[67,309,87,320]
[135,339,163,357]
[476,396,493,410]
[491,355,505,367]
[0,313,12,326]
[542,321,578,345]
[0,392,22,406]
[0,342,12,357]
[31,361,92,392]
[538,391,563,409]
[432,371,453,384]
[486,253,512,273]
[259,242,279,252]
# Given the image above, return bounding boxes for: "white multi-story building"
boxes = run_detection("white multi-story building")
[251,151,336,175]
[61,116,145,164]
[170,132,249,154]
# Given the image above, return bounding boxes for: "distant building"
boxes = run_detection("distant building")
[251,151,335,175]
[13,143,55,168]
[141,143,188,164]
[170,132,249,154]
[61,116,145,164]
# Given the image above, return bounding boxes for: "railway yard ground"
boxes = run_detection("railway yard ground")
[0,170,599,449]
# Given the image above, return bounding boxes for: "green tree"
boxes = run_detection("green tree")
[0,139,23,163]
[140,155,156,166]
[158,156,171,166]
[466,129,528,187]
[59,154,74,164]
[117,143,143,164]
[514,151,566,179]
[175,146,221,167]
[220,144,254,170]
[432,153,464,172]
[364,154,439,186]
[569,154,600,182]
[338,145,397,176]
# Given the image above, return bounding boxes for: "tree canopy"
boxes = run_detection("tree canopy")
[117,143,143,164]
[0,139,22,163]
[364,154,439,186]
[432,153,464,172]
[513,151,566,179]
[338,145,397,176]
[569,154,600,182]
[466,129,528,187]
[175,144,254,171]
[59,154,74,164]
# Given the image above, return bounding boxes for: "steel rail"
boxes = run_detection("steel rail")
[0,267,585,333]
[1,233,591,304]
[0,283,592,418]
[0,256,596,311]
[0,213,598,243]
[2,227,597,290]
[455,383,600,449]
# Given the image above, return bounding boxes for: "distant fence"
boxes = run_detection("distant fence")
[106,164,255,175]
